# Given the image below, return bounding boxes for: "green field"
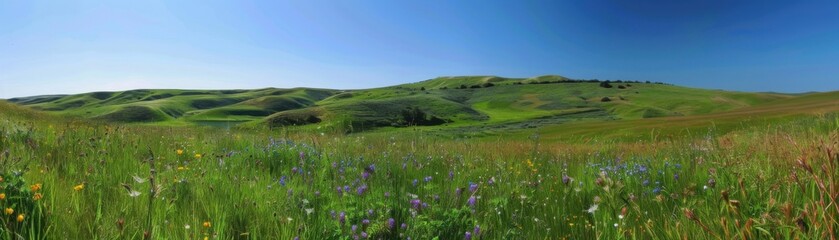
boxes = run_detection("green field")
[1,77,838,239]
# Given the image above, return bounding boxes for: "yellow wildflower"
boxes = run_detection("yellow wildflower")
[177,166,187,171]
[203,221,211,228]
[33,193,43,201]
[74,183,85,191]
[0,193,5,200]
[177,149,184,155]
[30,183,42,192]
[17,214,24,222]
[4,208,12,215]
[195,153,202,159]
[0,176,4,182]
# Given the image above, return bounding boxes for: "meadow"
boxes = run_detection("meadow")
[0,99,837,240]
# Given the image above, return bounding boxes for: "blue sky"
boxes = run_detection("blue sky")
[1,0,838,98]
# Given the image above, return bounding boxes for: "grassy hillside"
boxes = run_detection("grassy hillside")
[1,95,837,239]
[4,75,809,134]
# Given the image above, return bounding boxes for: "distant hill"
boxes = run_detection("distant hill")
[5,75,818,132]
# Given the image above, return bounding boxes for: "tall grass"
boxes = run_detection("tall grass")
[0,109,837,239]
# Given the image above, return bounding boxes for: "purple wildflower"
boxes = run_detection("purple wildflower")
[362,171,370,180]
[424,176,432,182]
[469,183,478,192]
[562,175,571,185]
[362,219,370,225]
[449,171,454,180]
[279,176,287,186]
[473,225,481,236]
[467,196,477,207]
[367,209,374,216]
[361,232,368,238]
[352,224,358,232]
[357,185,368,195]
[412,179,418,187]
[410,199,422,209]
[456,187,463,196]
[401,223,408,229]
[465,231,472,240]
[339,211,346,224]
[387,218,395,229]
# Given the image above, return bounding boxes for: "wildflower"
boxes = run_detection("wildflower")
[356,185,368,195]
[194,153,202,159]
[177,166,187,171]
[4,208,12,215]
[0,193,5,200]
[176,149,183,155]
[412,179,418,187]
[203,221,211,228]
[401,223,408,229]
[362,219,370,225]
[367,209,374,216]
[30,183,42,192]
[473,225,481,236]
[424,176,432,182]
[410,199,422,209]
[352,225,358,232]
[185,224,191,229]
[279,176,287,186]
[465,231,472,240]
[361,232,368,238]
[469,183,478,192]
[707,178,716,188]
[387,218,395,229]
[17,214,24,222]
[488,177,495,185]
[586,204,599,214]
[339,211,346,224]
[0,176,3,182]
[33,193,43,201]
[455,187,463,196]
[361,171,370,180]
[562,175,571,185]
[74,183,85,191]
[467,196,477,207]
[449,171,454,180]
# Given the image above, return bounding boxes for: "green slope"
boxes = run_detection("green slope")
[5,75,808,132]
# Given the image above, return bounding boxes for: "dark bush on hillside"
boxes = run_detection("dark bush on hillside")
[599,81,613,88]
[618,85,626,89]
[268,115,321,126]
[482,82,495,88]
[420,87,426,91]
[399,107,447,126]
[469,85,482,89]
[601,97,612,102]
[459,85,467,89]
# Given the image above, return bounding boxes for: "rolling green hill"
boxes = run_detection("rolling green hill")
[6,75,831,135]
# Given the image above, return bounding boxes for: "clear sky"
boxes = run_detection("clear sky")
[1,0,838,98]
